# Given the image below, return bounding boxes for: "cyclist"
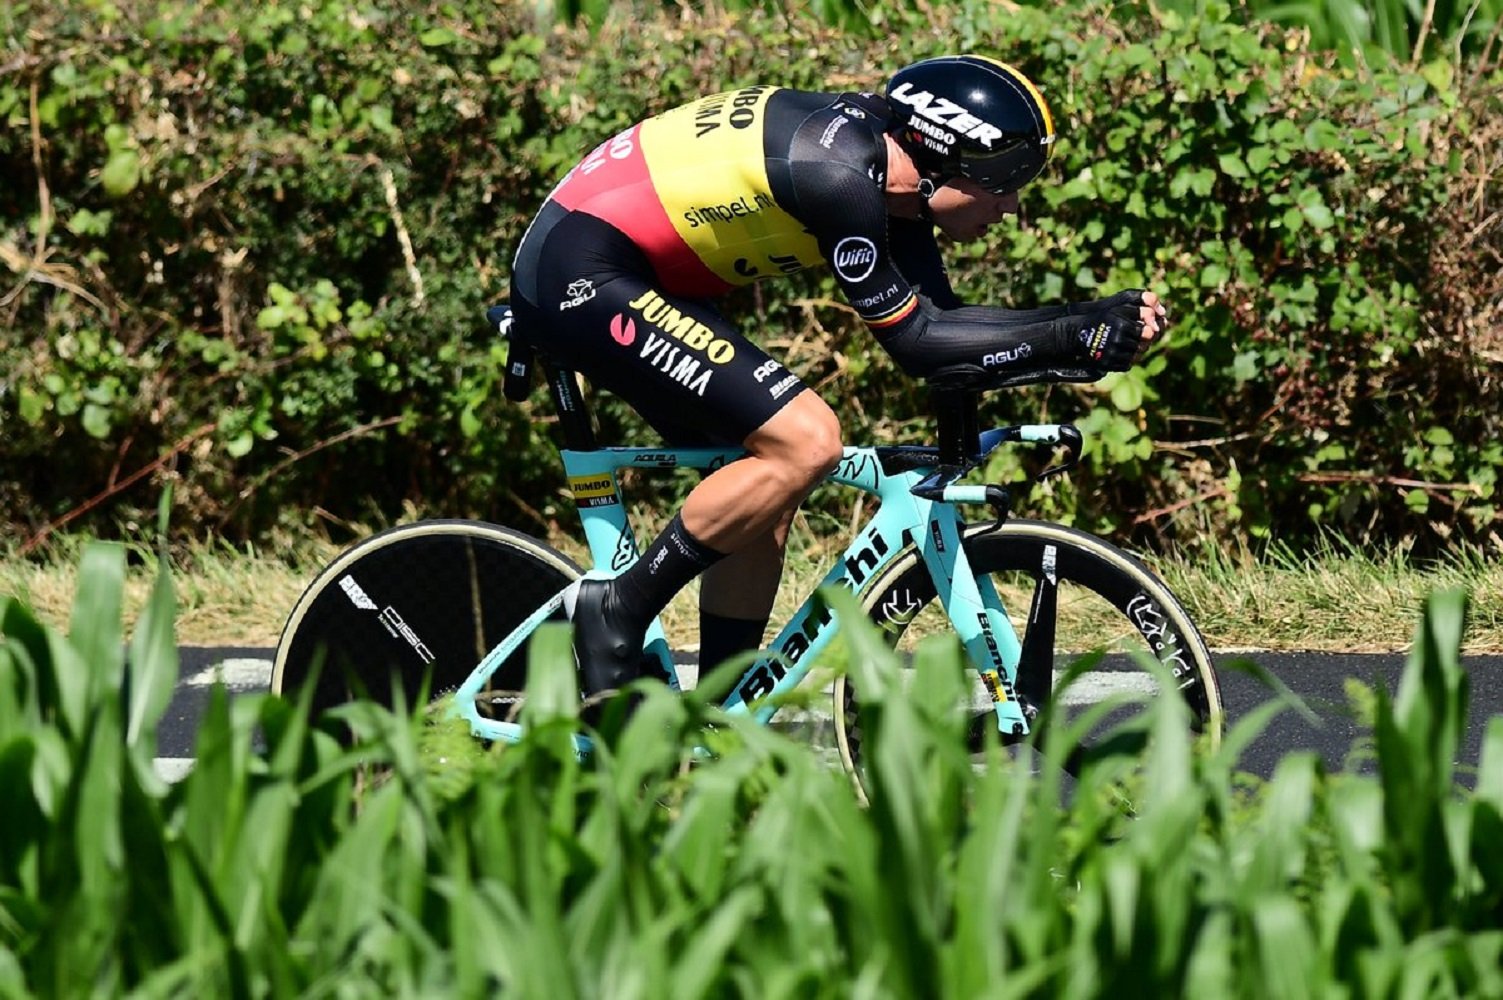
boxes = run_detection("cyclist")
[507,54,1166,699]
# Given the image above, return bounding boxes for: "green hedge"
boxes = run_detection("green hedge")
[2,0,1499,549]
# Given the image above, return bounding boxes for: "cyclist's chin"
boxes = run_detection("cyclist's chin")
[938,217,991,243]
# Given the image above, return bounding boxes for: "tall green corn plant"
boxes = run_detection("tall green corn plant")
[0,538,176,995]
[834,584,1503,995]
[0,532,406,994]
[7,552,1503,994]
[1368,589,1503,957]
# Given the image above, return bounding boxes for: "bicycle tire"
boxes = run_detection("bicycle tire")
[273,520,582,720]
[834,518,1222,790]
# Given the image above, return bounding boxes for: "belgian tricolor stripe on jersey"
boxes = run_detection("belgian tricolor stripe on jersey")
[547,123,729,296]
[865,293,919,329]
[546,88,822,299]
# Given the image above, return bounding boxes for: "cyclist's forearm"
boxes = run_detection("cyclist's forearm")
[950,288,1145,325]
[874,300,1077,378]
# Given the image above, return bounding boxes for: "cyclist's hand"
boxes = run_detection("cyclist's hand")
[1073,299,1149,371]
[1136,289,1168,340]
[1072,289,1169,336]
[1071,289,1166,370]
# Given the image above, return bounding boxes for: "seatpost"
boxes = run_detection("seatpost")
[932,388,982,466]
[542,361,598,451]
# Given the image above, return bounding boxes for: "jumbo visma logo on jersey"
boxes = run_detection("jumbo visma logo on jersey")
[614,289,736,398]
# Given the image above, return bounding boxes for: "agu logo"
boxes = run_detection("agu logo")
[610,314,637,346]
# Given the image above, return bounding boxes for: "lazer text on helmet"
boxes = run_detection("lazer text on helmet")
[887,83,1004,148]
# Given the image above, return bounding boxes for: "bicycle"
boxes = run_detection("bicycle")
[272,305,1225,785]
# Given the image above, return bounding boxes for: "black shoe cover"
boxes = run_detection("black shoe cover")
[565,578,647,699]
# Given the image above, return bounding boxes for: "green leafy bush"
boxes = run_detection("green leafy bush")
[1,0,1498,549]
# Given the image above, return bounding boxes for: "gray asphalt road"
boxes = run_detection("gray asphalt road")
[1220,651,1502,781]
[157,648,1503,781]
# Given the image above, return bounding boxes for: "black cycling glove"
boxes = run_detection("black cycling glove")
[1065,289,1150,317]
[1069,294,1146,372]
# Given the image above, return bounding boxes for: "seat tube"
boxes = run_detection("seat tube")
[559,448,680,688]
[560,450,639,576]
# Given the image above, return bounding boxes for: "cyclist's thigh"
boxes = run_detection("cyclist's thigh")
[521,212,810,446]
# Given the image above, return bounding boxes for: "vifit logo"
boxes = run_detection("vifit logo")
[610,313,637,346]
[339,575,377,610]
[832,237,877,282]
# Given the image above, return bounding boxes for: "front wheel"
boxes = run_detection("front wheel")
[272,520,582,720]
[834,519,1222,790]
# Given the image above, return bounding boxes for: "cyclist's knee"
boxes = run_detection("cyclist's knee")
[798,408,844,480]
[748,391,842,488]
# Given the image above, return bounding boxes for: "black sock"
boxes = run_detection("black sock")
[698,611,770,671]
[610,514,725,631]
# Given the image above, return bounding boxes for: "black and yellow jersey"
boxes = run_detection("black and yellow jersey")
[509,84,1127,442]
[536,87,957,336]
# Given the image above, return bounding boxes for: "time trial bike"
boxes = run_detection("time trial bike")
[272,305,1225,785]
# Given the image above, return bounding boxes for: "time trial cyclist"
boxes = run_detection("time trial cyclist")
[506,54,1167,700]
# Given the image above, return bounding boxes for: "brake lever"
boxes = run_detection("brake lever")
[974,484,1012,536]
[1036,424,1082,481]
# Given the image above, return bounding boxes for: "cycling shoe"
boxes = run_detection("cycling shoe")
[563,577,647,699]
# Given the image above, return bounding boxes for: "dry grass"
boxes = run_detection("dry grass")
[1158,539,1503,653]
[0,535,339,647]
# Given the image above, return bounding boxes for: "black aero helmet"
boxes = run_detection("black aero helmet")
[885,55,1056,194]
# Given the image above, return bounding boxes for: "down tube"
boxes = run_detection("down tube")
[718,500,918,722]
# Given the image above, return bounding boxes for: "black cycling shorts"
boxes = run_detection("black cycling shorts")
[510,209,808,446]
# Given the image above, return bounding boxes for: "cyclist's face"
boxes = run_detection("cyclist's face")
[930,178,1019,241]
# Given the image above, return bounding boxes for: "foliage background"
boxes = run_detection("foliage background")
[1,0,1500,552]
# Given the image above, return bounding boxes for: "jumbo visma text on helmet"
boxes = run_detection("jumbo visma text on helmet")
[887,83,1006,152]
[885,55,1056,194]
